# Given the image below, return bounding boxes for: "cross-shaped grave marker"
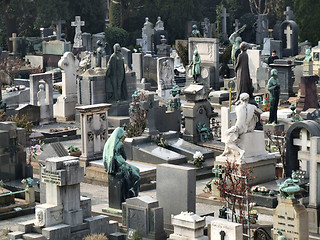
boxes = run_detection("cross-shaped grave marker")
[9,33,19,54]
[284,6,294,21]
[71,16,85,48]
[298,136,320,207]
[220,7,229,38]
[284,25,293,49]
[52,19,66,40]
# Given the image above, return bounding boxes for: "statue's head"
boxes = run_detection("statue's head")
[97,40,103,46]
[39,84,44,90]
[240,41,248,51]
[193,49,199,56]
[239,92,249,103]
[157,16,161,21]
[145,17,149,22]
[192,24,197,30]
[271,69,278,76]
[235,36,242,44]
[113,43,121,53]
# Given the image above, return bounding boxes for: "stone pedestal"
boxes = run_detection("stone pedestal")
[209,217,243,240]
[169,212,208,240]
[263,123,285,136]
[76,103,112,164]
[273,198,309,240]
[216,130,278,185]
[303,61,313,76]
[182,84,212,143]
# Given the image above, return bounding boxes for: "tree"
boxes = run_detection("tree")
[294,0,320,45]
[248,0,270,14]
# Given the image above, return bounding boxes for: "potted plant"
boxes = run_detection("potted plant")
[68,146,81,157]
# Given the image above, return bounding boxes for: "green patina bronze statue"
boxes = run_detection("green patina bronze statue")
[191,50,201,83]
[229,24,246,66]
[267,69,280,124]
[191,24,201,37]
[106,43,128,102]
[103,127,140,203]
[304,48,312,62]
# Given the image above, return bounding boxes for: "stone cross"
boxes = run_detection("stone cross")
[233,19,240,32]
[220,7,229,38]
[52,19,66,40]
[9,33,19,54]
[298,136,320,208]
[284,6,294,21]
[71,16,85,48]
[284,25,293,49]
[141,93,158,135]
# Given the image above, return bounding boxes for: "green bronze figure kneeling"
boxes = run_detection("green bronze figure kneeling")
[103,127,140,203]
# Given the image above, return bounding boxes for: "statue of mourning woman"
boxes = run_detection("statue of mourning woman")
[103,127,140,205]
[105,43,128,102]
[267,69,280,124]
[229,24,246,66]
[191,50,201,83]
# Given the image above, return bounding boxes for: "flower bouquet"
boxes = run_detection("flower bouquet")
[192,151,205,168]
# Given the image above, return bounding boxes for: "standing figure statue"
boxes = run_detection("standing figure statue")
[267,69,280,124]
[304,48,312,62]
[95,40,106,68]
[103,127,140,203]
[106,43,128,101]
[229,24,246,66]
[235,42,254,102]
[222,93,262,159]
[191,50,201,83]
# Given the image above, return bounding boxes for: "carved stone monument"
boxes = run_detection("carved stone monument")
[157,57,175,98]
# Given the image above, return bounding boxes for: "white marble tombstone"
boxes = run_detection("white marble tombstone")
[53,52,79,121]
[157,57,175,98]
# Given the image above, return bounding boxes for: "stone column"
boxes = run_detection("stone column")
[76,103,112,165]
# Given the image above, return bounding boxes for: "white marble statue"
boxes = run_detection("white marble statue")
[37,84,46,106]
[222,93,262,159]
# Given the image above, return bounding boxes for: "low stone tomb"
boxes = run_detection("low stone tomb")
[208,217,243,240]
[169,212,208,240]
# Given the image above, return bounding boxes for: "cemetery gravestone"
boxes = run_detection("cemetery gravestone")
[209,217,243,240]
[54,52,79,121]
[132,53,143,81]
[157,164,196,226]
[71,16,85,49]
[270,40,282,58]
[30,73,54,124]
[122,196,166,240]
[52,20,66,41]
[76,103,112,165]
[157,57,175,98]
[296,75,319,113]
[169,212,208,240]
[280,8,298,57]
[82,32,92,52]
[273,198,308,239]
[188,37,219,89]
[9,156,118,239]
[247,49,262,91]
[256,14,269,45]
[0,122,28,181]
[311,41,320,75]
[220,8,229,38]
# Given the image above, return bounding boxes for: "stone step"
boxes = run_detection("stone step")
[22,233,46,240]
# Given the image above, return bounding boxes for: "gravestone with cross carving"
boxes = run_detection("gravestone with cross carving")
[54,52,79,121]
[71,16,85,49]
[280,7,298,57]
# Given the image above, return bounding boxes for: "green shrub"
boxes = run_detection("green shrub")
[6,114,33,136]
[109,0,121,28]
[175,42,188,68]
[105,27,129,49]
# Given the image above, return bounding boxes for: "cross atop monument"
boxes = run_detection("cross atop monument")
[284,6,294,21]
[284,25,293,49]
[220,7,229,38]
[52,19,66,40]
[71,16,85,48]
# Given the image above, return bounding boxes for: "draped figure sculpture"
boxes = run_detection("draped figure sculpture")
[267,69,280,124]
[103,127,140,203]
[105,43,128,102]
